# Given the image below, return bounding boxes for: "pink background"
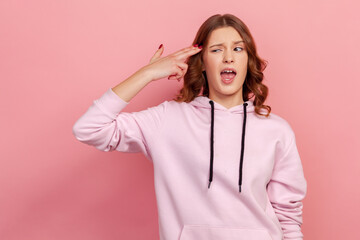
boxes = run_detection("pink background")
[1,0,359,239]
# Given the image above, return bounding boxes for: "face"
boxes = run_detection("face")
[202,26,248,102]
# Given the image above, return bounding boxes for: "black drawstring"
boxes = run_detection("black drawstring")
[208,100,215,189]
[208,100,248,193]
[239,102,248,192]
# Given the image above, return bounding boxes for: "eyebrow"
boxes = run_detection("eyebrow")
[209,41,245,48]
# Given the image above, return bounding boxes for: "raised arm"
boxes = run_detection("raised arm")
[72,44,202,157]
[111,44,202,102]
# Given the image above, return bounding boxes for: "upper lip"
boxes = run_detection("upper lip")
[220,68,237,74]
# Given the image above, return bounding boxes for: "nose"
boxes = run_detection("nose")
[223,49,234,63]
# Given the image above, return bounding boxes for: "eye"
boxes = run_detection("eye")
[211,47,243,52]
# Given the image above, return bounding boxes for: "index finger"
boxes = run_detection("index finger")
[172,44,201,56]
[175,46,202,60]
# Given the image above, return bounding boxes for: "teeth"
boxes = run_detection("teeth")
[222,70,235,73]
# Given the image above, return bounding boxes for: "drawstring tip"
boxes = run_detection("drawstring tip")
[239,185,242,192]
[208,181,212,189]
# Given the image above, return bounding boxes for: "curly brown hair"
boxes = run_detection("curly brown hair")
[173,13,271,117]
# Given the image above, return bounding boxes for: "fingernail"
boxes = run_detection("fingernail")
[198,44,202,49]
[158,44,163,49]
[193,44,198,47]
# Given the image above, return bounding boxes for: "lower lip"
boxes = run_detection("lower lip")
[221,76,235,84]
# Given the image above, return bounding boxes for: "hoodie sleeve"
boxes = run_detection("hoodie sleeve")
[266,130,307,240]
[72,88,168,161]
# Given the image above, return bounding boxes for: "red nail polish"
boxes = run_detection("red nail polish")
[158,44,163,49]
[193,44,198,47]
[198,45,202,49]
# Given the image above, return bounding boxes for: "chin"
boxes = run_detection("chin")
[218,88,241,96]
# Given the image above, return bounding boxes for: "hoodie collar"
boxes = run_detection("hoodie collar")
[190,96,255,114]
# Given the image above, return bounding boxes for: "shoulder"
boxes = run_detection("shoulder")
[138,99,192,115]
[255,111,296,142]
[269,112,294,132]
[165,99,193,110]
[140,98,191,117]
[268,113,297,154]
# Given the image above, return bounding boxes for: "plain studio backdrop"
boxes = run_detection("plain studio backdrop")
[0,0,359,239]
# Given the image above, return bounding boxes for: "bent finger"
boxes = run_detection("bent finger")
[176,62,188,72]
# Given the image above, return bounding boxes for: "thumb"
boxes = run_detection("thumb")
[149,44,164,64]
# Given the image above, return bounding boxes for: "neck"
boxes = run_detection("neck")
[208,92,244,109]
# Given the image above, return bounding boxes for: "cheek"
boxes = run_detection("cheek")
[203,59,219,76]
[238,55,248,70]
[204,56,217,67]
[242,53,249,64]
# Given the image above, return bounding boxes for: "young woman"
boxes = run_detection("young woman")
[73,13,307,240]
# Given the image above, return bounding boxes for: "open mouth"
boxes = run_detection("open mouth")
[220,68,237,82]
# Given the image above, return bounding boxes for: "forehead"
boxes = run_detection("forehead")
[207,26,243,43]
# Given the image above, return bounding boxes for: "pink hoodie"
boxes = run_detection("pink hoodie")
[72,88,307,240]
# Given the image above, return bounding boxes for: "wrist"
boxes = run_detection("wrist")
[138,66,154,84]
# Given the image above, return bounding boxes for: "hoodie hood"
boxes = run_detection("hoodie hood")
[190,96,255,113]
[190,96,255,193]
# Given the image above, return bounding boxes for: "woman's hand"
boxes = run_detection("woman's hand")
[141,44,202,82]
